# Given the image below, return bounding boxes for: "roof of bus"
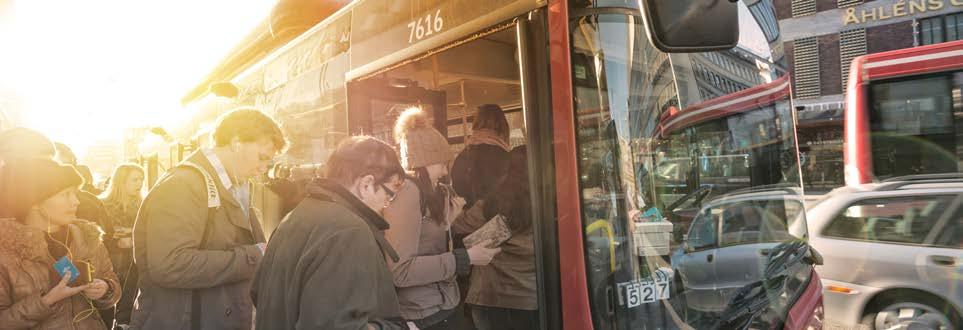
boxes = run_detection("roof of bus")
[182,0,353,105]
[854,39,963,81]
[659,74,790,136]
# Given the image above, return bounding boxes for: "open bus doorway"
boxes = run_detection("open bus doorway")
[345,25,536,330]
[347,27,525,151]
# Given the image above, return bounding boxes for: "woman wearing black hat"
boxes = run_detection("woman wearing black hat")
[0,158,121,330]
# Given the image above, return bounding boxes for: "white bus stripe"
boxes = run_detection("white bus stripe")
[665,80,790,131]
[863,49,963,69]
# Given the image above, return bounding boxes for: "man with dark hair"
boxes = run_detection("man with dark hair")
[54,142,79,165]
[251,136,408,330]
[75,165,104,195]
[132,108,287,330]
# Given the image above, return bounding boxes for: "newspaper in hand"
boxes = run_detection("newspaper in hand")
[463,214,512,248]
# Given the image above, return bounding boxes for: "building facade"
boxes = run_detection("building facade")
[775,0,963,191]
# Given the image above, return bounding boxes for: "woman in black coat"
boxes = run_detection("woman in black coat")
[451,104,513,209]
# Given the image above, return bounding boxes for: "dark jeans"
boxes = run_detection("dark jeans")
[417,306,467,330]
[471,305,537,330]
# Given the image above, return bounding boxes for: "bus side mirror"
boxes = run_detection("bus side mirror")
[640,0,739,53]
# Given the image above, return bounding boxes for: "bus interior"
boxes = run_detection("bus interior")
[347,27,525,153]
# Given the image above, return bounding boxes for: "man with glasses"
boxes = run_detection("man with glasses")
[251,136,412,330]
[131,108,287,330]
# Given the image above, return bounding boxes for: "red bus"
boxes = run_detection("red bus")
[654,75,798,232]
[657,75,795,197]
[179,1,822,329]
[845,39,963,186]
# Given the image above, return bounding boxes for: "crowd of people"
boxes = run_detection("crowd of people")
[0,104,537,330]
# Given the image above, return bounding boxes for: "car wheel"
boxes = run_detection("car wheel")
[860,297,960,330]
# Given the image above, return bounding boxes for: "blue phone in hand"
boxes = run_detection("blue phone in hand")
[53,256,80,283]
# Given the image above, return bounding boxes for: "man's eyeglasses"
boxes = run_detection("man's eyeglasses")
[380,182,398,203]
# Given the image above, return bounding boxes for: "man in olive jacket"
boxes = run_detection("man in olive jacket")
[131,109,286,330]
[251,136,408,330]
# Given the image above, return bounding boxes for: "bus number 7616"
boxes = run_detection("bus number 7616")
[408,9,444,44]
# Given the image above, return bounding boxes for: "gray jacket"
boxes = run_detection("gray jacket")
[131,151,265,329]
[383,179,471,321]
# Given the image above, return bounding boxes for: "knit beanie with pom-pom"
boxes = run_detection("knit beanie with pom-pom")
[393,107,452,170]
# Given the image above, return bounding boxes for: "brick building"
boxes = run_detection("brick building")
[775,0,963,191]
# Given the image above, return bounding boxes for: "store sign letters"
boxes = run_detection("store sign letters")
[844,0,963,25]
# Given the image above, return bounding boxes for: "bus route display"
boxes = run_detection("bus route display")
[349,0,541,72]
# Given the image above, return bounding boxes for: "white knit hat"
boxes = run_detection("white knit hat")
[394,107,452,170]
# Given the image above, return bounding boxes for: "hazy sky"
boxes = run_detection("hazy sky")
[0,0,776,159]
[0,0,274,157]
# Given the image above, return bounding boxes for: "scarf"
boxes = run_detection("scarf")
[467,129,510,152]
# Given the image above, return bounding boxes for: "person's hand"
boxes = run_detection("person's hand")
[82,279,109,300]
[446,196,467,224]
[451,196,466,211]
[467,239,501,266]
[41,271,90,306]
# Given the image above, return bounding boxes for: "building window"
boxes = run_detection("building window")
[837,0,863,8]
[748,0,780,42]
[791,0,816,17]
[919,13,963,46]
[840,29,867,91]
[794,37,820,99]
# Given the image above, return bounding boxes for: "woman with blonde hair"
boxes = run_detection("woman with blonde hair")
[99,163,144,329]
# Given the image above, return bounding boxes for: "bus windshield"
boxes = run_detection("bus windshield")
[867,71,963,180]
[570,3,811,329]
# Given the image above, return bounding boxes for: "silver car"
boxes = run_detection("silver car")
[672,187,808,313]
[806,177,963,330]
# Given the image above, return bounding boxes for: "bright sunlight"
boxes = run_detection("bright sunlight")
[0,0,274,162]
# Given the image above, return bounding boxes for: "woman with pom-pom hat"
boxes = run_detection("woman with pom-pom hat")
[384,107,503,330]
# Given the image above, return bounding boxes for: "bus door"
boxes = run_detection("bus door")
[341,18,562,328]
